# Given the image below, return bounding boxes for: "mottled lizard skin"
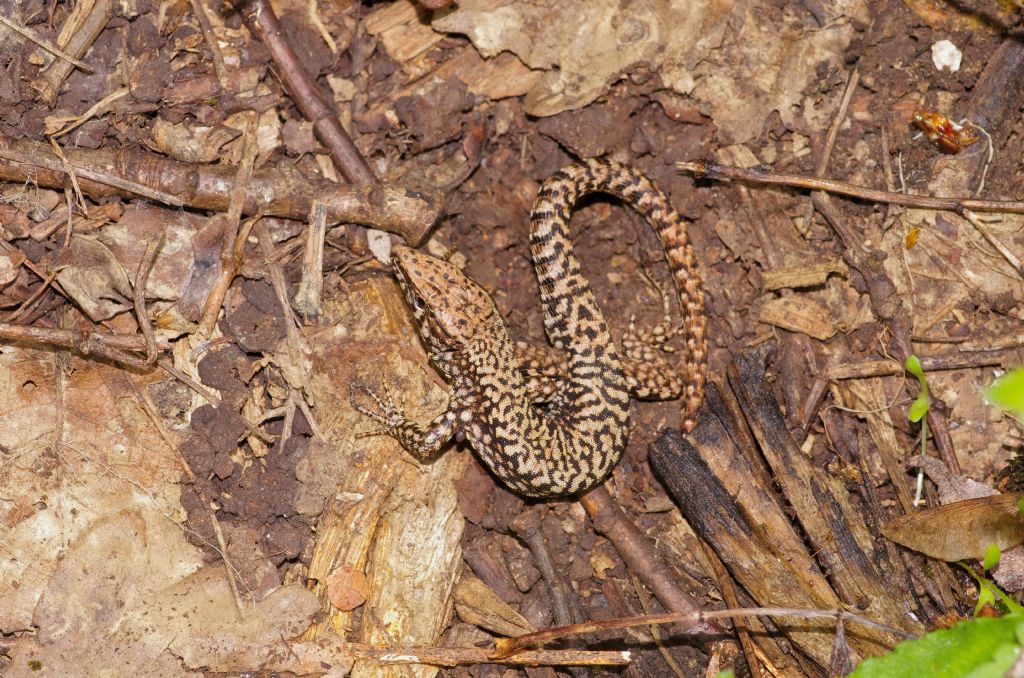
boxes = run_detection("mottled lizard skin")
[354,158,707,498]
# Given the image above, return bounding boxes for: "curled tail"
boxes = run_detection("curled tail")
[529,158,707,431]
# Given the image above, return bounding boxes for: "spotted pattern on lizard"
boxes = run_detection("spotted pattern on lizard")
[353,158,707,498]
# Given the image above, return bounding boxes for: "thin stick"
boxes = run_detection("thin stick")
[133,235,165,364]
[829,350,1012,380]
[493,606,915,660]
[679,161,1024,215]
[210,512,247,617]
[799,66,859,231]
[959,208,1024,278]
[0,15,94,72]
[47,86,128,138]
[120,374,196,481]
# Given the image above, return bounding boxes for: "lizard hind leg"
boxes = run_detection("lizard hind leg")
[620,291,687,400]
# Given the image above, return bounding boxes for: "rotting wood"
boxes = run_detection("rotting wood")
[650,367,925,672]
[293,276,467,678]
[728,348,923,642]
[34,0,113,104]
[0,135,443,243]
[650,385,841,671]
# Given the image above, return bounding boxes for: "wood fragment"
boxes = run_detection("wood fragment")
[293,202,328,318]
[761,261,846,291]
[35,0,114,104]
[453,573,535,637]
[651,370,925,670]
[758,296,836,340]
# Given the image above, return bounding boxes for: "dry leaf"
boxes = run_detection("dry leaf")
[53,234,133,321]
[434,0,867,142]
[148,118,241,163]
[6,507,317,676]
[882,494,1024,562]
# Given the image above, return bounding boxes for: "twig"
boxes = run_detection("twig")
[268,641,631,670]
[959,208,1024,278]
[829,350,1014,380]
[0,321,168,369]
[235,0,376,186]
[187,0,229,83]
[46,87,128,138]
[510,507,579,627]
[699,542,761,678]
[0,15,93,72]
[120,374,196,481]
[679,160,1024,215]
[493,606,915,660]
[0,144,183,207]
[133,235,165,364]
[578,483,722,635]
[629,574,690,678]
[210,512,247,617]
[0,133,441,240]
[3,269,58,322]
[198,112,260,337]
[158,358,221,405]
[799,65,859,232]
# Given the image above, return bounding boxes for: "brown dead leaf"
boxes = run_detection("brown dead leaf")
[148,118,241,163]
[882,494,1024,562]
[434,0,867,142]
[53,234,133,321]
[7,506,318,676]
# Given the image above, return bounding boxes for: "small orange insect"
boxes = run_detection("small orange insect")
[912,111,980,154]
[905,226,920,249]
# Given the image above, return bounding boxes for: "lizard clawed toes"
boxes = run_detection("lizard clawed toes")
[349,383,412,436]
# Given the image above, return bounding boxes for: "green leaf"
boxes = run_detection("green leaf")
[850,614,1024,678]
[962,565,1024,615]
[906,355,930,423]
[975,580,998,616]
[983,543,1002,572]
[985,368,1024,421]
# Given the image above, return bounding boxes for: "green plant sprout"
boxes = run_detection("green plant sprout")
[906,355,930,506]
[849,366,1024,675]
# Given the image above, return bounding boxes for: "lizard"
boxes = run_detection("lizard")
[353,158,707,498]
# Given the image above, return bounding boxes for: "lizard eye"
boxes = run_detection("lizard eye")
[414,297,426,309]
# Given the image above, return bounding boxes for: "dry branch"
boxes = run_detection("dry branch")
[0,135,442,243]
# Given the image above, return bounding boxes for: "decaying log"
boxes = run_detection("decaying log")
[649,348,927,674]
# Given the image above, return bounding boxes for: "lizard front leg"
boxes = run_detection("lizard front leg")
[350,384,463,460]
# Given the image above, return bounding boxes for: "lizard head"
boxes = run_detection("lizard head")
[391,245,496,349]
